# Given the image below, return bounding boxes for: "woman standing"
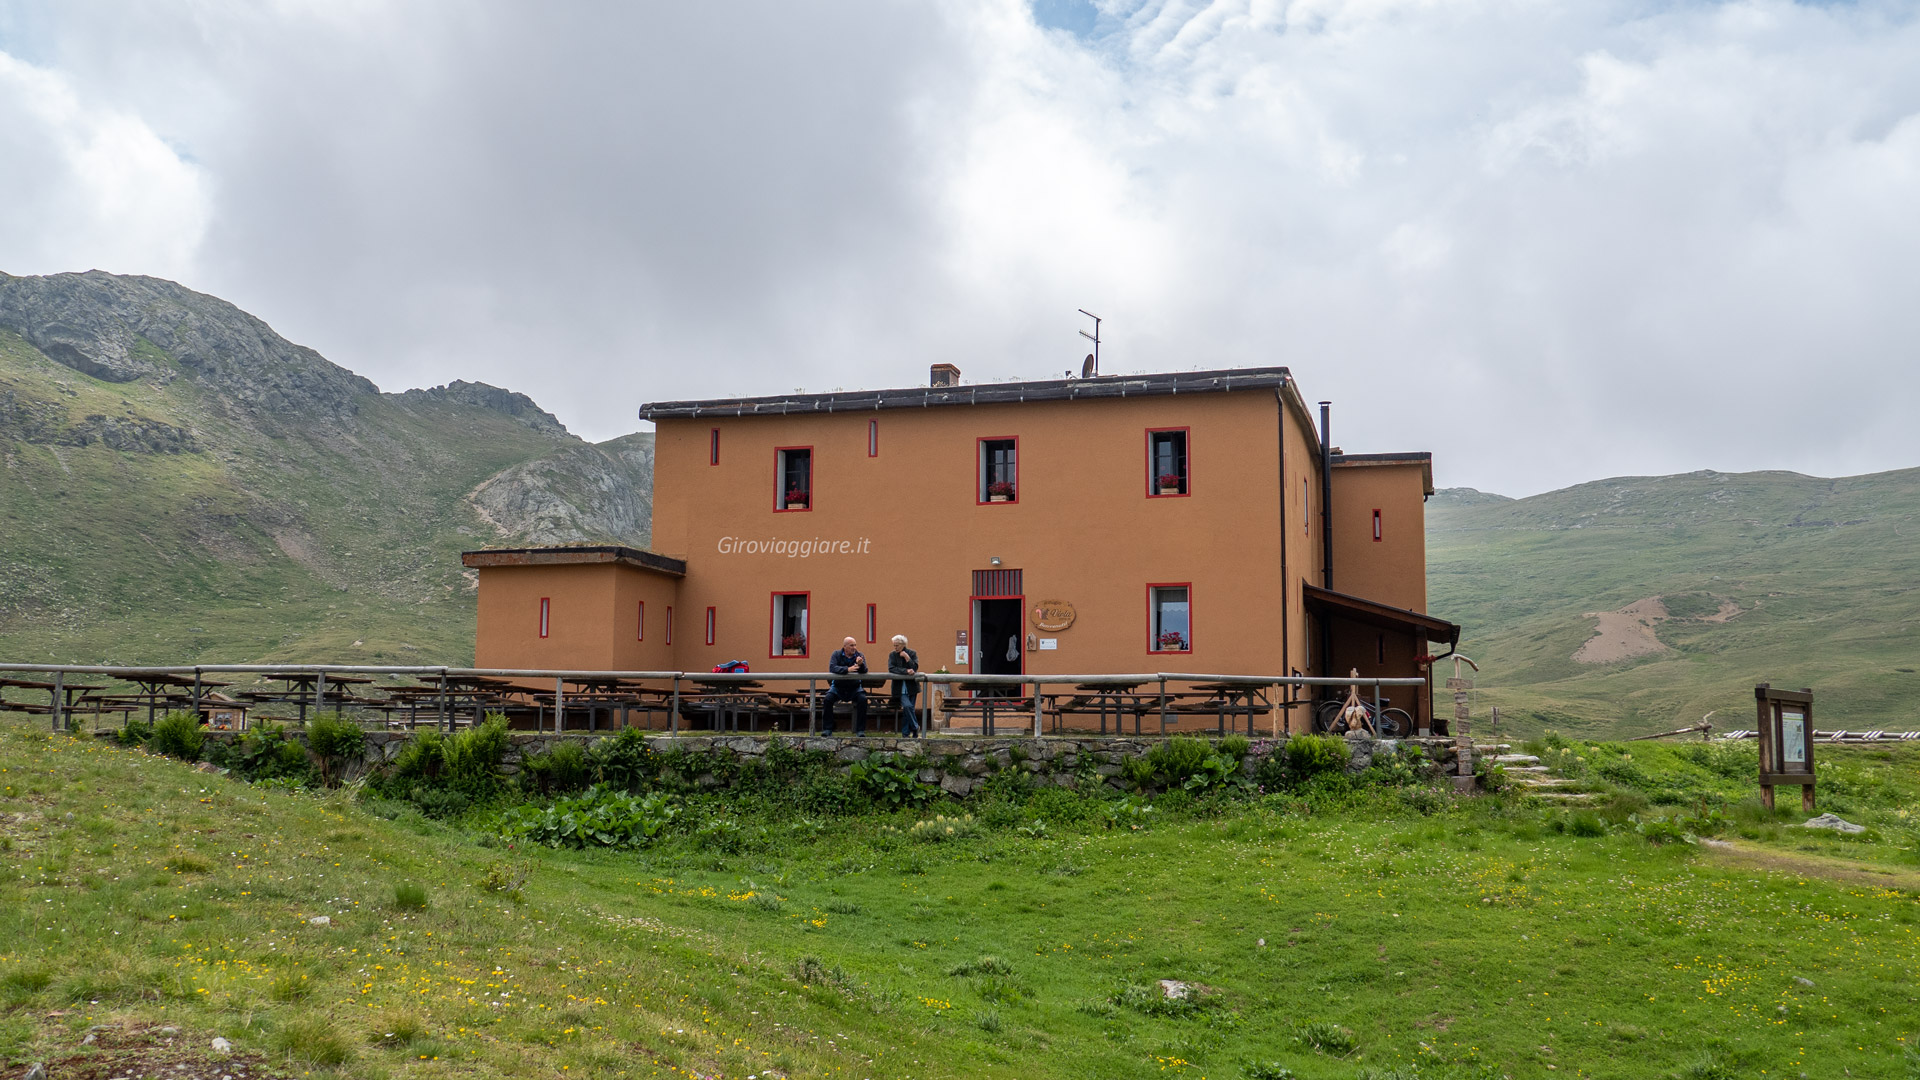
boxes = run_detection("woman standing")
[888,634,921,736]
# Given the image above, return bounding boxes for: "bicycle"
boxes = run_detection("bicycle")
[1313,698,1414,738]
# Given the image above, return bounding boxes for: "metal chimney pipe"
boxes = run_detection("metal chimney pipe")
[1319,401,1334,590]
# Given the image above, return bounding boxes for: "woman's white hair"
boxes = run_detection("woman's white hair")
[890,634,909,646]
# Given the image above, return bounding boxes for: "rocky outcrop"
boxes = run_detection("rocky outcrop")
[468,432,653,546]
[394,380,570,438]
[0,271,377,416]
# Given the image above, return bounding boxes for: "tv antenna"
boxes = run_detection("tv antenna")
[1078,309,1101,376]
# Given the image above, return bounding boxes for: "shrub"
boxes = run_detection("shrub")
[478,860,530,900]
[114,717,153,746]
[523,740,591,795]
[443,714,512,800]
[149,710,205,760]
[500,786,677,849]
[305,712,366,785]
[587,727,657,789]
[211,721,313,784]
[1286,734,1350,778]
[376,714,511,814]
[392,883,429,910]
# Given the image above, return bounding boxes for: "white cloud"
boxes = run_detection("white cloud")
[0,50,208,279]
[3,0,1919,494]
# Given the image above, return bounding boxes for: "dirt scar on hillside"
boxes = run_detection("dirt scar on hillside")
[1573,595,1742,664]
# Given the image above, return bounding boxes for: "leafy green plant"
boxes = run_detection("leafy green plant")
[149,710,204,760]
[907,813,979,842]
[499,785,677,849]
[947,955,1015,977]
[210,720,313,783]
[1286,734,1350,778]
[1292,1019,1356,1054]
[1243,1063,1297,1080]
[848,758,929,809]
[113,717,153,746]
[305,712,365,786]
[587,727,658,789]
[478,860,530,900]
[1101,795,1157,830]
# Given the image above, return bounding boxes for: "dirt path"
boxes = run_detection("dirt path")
[1701,837,1920,893]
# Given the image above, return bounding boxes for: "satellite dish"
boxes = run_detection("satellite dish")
[1081,354,1096,378]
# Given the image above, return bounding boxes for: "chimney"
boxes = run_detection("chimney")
[930,363,961,387]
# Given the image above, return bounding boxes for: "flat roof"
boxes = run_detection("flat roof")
[1331,451,1434,496]
[461,545,687,577]
[638,366,1295,420]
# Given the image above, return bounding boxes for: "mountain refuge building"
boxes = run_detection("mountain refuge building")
[462,365,1460,731]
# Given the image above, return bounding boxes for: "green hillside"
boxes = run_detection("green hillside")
[1428,469,1920,737]
[0,271,651,666]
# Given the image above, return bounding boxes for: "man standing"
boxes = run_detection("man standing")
[888,634,921,737]
[822,636,870,736]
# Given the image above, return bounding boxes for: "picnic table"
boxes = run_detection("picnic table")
[1189,682,1276,736]
[0,676,106,721]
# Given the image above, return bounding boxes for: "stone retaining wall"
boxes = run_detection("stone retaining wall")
[176,729,1468,795]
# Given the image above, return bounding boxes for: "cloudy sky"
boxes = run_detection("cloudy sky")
[3,0,1918,496]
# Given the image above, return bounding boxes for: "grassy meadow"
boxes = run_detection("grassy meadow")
[2,721,1918,1080]
[1428,468,1920,737]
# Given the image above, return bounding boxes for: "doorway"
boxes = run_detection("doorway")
[971,596,1024,697]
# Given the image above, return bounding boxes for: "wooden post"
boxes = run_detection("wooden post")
[192,669,202,723]
[555,677,565,734]
[1033,679,1043,738]
[670,676,681,736]
[1756,683,1775,810]
[316,671,328,719]
[1159,677,1169,732]
[807,678,816,735]
[51,672,63,732]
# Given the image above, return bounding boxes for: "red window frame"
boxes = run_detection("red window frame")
[538,597,551,639]
[1145,426,1191,498]
[636,600,645,641]
[868,419,879,458]
[709,428,720,465]
[770,591,811,658]
[665,606,674,645]
[977,435,1020,505]
[774,445,813,512]
[865,603,877,644]
[705,606,716,646]
[1146,582,1194,655]
[1372,508,1383,541]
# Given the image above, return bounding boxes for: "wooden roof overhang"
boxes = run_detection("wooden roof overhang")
[460,546,687,577]
[1303,584,1460,646]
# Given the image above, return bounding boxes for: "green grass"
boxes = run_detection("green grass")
[0,321,647,668]
[3,720,1917,1078]
[1428,469,1920,736]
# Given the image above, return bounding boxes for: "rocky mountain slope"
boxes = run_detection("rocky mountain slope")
[1428,469,1920,735]
[0,271,650,665]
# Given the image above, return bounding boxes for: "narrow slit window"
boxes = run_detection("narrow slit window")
[1147,428,1189,496]
[1302,479,1309,534]
[1149,585,1191,653]
[1372,508,1383,542]
[705,606,716,646]
[868,419,879,457]
[978,437,1018,503]
[665,606,674,645]
[538,597,551,639]
[637,600,645,641]
[709,428,720,465]
[865,603,877,644]
[1377,633,1386,663]
[776,447,812,510]
[773,593,810,657]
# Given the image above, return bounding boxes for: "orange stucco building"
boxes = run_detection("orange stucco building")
[463,365,1459,731]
